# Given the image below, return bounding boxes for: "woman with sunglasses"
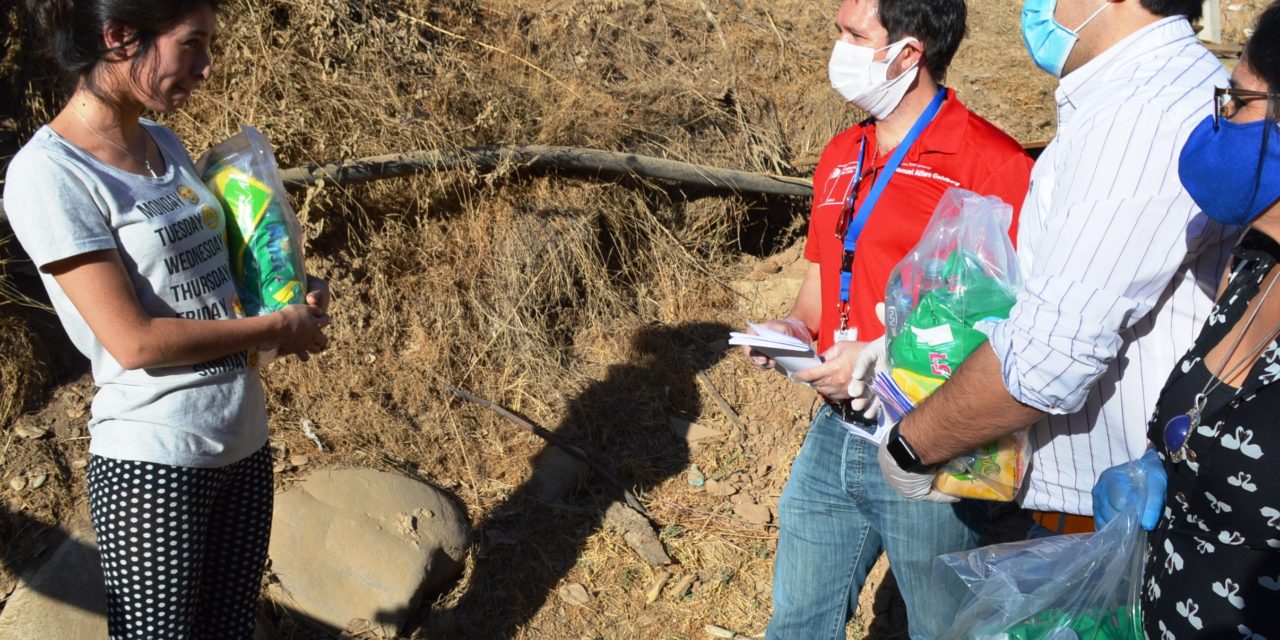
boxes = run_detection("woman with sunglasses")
[1091,4,1280,637]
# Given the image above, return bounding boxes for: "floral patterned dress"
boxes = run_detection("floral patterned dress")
[1142,230,1280,640]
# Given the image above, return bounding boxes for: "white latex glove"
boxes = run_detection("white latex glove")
[847,336,884,421]
[876,426,958,503]
[847,302,889,421]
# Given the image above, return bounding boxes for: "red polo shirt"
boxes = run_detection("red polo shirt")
[806,89,1033,353]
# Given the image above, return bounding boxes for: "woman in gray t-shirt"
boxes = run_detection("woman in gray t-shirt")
[4,1,330,638]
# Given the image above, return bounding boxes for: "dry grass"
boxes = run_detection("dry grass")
[3,0,1257,637]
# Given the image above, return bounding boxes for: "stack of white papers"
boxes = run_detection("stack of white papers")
[728,324,823,378]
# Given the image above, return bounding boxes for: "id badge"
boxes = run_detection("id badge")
[834,327,858,343]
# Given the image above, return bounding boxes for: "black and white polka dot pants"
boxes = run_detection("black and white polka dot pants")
[86,446,273,640]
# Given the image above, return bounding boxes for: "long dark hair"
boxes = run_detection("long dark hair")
[1248,2,1280,108]
[24,0,219,95]
[1245,3,1280,213]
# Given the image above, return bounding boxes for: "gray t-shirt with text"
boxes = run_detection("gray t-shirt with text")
[3,121,267,468]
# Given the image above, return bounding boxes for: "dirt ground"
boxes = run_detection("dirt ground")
[0,1,1269,638]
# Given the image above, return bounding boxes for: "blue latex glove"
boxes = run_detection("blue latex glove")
[1092,449,1168,531]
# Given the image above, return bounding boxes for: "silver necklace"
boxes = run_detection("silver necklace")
[1164,269,1280,463]
[69,103,158,178]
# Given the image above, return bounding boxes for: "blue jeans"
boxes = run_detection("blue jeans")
[767,406,987,640]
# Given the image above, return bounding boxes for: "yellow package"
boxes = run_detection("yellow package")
[891,368,945,405]
[932,432,1027,501]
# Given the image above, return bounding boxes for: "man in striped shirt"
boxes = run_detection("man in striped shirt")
[878,0,1241,537]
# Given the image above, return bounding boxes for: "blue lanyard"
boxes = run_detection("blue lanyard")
[837,88,948,306]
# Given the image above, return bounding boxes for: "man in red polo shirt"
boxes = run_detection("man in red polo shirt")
[740,1,1032,637]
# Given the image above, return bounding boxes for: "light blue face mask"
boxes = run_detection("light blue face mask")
[1021,0,1111,77]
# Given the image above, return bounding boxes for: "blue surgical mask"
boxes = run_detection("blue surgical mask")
[1021,0,1110,77]
[1179,115,1280,226]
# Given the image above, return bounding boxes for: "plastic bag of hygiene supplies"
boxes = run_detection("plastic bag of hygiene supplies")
[874,188,1027,501]
[933,459,1149,640]
[196,125,306,318]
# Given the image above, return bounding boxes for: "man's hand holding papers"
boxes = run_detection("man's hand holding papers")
[729,323,823,379]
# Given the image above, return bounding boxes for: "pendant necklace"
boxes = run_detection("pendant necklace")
[70,103,158,178]
[1164,270,1280,463]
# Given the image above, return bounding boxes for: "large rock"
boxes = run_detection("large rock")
[268,468,470,633]
[0,527,106,640]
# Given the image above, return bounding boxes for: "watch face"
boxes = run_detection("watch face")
[888,433,920,471]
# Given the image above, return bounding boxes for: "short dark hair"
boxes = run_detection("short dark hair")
[24,0,219,92]
[1139,0,1204,21]
[1247,2,1280,97]
[878,0,967,82]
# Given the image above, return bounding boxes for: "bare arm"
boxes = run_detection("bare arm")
[50,250,328,370]
[898,342,1044,465]
[785,261,822,337]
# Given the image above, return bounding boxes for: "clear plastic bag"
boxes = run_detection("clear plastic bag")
[934,460,1149,640]
[195,126,306,318]
[876,188,1027,501]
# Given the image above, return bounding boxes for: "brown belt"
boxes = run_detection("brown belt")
[1031,510,1096,535]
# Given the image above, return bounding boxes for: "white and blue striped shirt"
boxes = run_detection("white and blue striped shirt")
[989,17,1241,515]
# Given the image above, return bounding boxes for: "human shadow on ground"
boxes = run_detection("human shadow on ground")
[0,505,102,617]
[420,321,734,639]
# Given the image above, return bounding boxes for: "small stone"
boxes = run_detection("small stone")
[754,459,772,478]
[705,624,737,639]
[272,462,291,474]
[70,459,88,470]
[636,614,656,626]
[686,464,706,488]
[532,446,588,504]
[8,476,27,492]
[706,480,738,497]
[669,574,697,600]
[290,455,310,467]
[557,583,591,607]
[28,472,47,489]
[14,424,48,440]
[645,570,670,604]
[733,502,773,526]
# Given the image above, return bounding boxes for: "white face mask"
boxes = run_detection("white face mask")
[828,37,920,120]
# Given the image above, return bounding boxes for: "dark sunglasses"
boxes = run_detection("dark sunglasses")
[1214,86,1279,130]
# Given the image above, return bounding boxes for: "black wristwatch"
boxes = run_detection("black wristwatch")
[886,424,932,473]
